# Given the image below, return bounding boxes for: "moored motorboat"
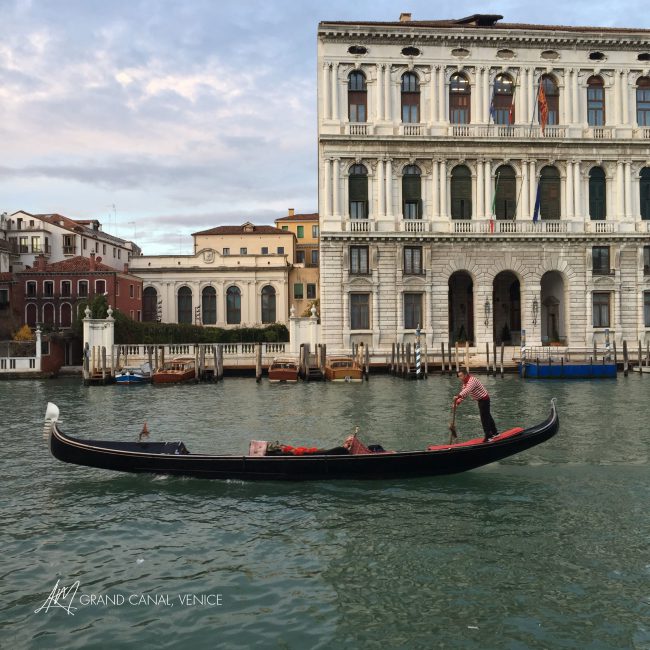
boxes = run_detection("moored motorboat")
[268,357,299,383]
[152,357,196,384]
[116,362,152,385]
[324,356,363,382]
[43,400,559,481]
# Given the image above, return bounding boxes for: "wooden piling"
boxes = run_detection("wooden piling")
[447,342,453,375]
[639,341,643,372]
[391,342,396,375]
[101,346,106,383]
[613,341,617,369]
[255,342,262,382]
[364,342,370,381]
[440,343,445,375]
[423,343,428,378]
[194,347,200,381]
[454,343,459,373]
[593,342,597,363]
[406,343,412,378]
[465,341,470,373]
[646,341,649,368]
[500,342,504,378]
[115,345,121,371]
[623,340,629,376]
[147,346,153,372]
[485,342,490,374]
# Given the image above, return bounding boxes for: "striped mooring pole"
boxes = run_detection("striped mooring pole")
[415,324,421,378]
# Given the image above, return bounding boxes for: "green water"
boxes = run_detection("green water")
[1,375,649,649]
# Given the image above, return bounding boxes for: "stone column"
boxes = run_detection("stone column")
[476,160,484,218]
[566,161,574,219]
[431,160,439,218]
[384,65,392,122]
[385,158,393,217]
[322,63,331,120]
[332,158,340,217]
[529,160,537,214]
[438,67,445,124]
[624,161,632,219]
[483,67,490,124]
[521,160,529,218]
[331,63,339,121]
[529,70,536,124]
[323,158,331,217]
[622,70,629,126]
[574,162,582,219]
[616,161,624,218]
[376,64,384,121]
[520,68,528,124]
[571,69,579,124]
[377,158,385,217]
[613,71,621,126]
[439,160,447,218]
[563,69,572,125]
[430,67,437,123]
[484,159,492,217]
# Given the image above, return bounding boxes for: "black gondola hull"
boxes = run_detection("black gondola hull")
[47,402,559,481]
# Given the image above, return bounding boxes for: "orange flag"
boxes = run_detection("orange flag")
[538,84,549,134]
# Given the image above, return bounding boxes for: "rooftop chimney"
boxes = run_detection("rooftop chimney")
[89,252,96,271]
[288,208,295,217]
[399,12,412,22]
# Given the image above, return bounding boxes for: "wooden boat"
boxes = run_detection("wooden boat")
[324,356,363,382]
[268,357,299,383]
[116,362,152,385]
[43,400,559,481]
[152,357,196,384]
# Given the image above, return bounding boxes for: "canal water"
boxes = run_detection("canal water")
[1,374,649,649]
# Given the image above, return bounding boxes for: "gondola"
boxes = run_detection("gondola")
[43,400,559,481]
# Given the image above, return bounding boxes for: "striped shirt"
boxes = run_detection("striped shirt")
[457,375,489,402]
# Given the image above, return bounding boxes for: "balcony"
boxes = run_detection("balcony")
[400,124,423,136]
[347,123,372,136]
[63,245,76,255]
[592,268,615,276]
[346,219,372,233]
[586,221,615,234]
[400,220,428,233]
[585,126,614,139]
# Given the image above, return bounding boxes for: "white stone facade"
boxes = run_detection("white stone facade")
[317,15,650,351]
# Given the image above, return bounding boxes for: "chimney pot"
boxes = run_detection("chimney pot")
[288,208,295,217]
[400,12,412,22]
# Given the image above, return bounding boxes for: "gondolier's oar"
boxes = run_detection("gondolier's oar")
[448,403,459,444]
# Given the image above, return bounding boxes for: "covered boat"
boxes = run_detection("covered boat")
[324,356,363,382]
[43,400,559,481]
[116,362,152,385]
[152,357,196,384]
[268,357,299,383]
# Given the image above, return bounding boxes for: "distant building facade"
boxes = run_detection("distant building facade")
[275,210,320,316]
[0,211,140,273]
[318,13,650,352]
[129,223,295,327]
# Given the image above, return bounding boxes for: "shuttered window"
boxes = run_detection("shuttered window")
[451,165,472,219]
[637,77,650,126]
[404,246,423,275]
[178,286,192,324]
[587,76,605,126]
[349,164,368,219]
[350,246,369,274]
[348,71,367,123]
[350,293,370,330]
[589,167,607,220]
[404,293,423,329]
[641,168,650,220]
[494,165,516,219]
[539,166,561,219]
[402,165,422,219]
[592,292,610,328]
[401,73,420,123]
[450,74,470,124]
[493,74,514,125]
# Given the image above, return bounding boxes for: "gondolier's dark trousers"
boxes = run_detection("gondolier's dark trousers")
[478,397,498,438]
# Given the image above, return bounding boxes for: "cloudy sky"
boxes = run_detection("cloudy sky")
[1,0,646,254]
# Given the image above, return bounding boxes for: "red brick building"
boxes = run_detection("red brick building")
[13,253,143,328]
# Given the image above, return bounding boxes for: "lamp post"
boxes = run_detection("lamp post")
[484,297,491,327]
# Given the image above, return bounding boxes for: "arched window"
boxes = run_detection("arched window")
[349,163,368,219]
[641,168,650,220]
[494,165,516,220]
[451,165,472,219]
[143,287,158,322]
[226,286,241,325]
[177,286,192,324]
[43,303,55,326]
[348,71,367,123]
[26,304,37,327]
[493,74,514,125]
[539,166,561,219]
[401,72,420,123]
[60,303,72,328]
[450,73,470,124]
[637,77,650,126]
[539,75,559,126]
[402,165,422,219]
[261,285,276,324]
[589,167,607,220]
[202,286,216,325]
[587,76,605,126]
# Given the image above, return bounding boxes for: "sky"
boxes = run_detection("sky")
[1,0,647,254]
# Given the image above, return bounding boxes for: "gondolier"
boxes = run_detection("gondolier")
[454,370,498,442]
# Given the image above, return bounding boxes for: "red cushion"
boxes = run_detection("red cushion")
[426,427,524,451]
